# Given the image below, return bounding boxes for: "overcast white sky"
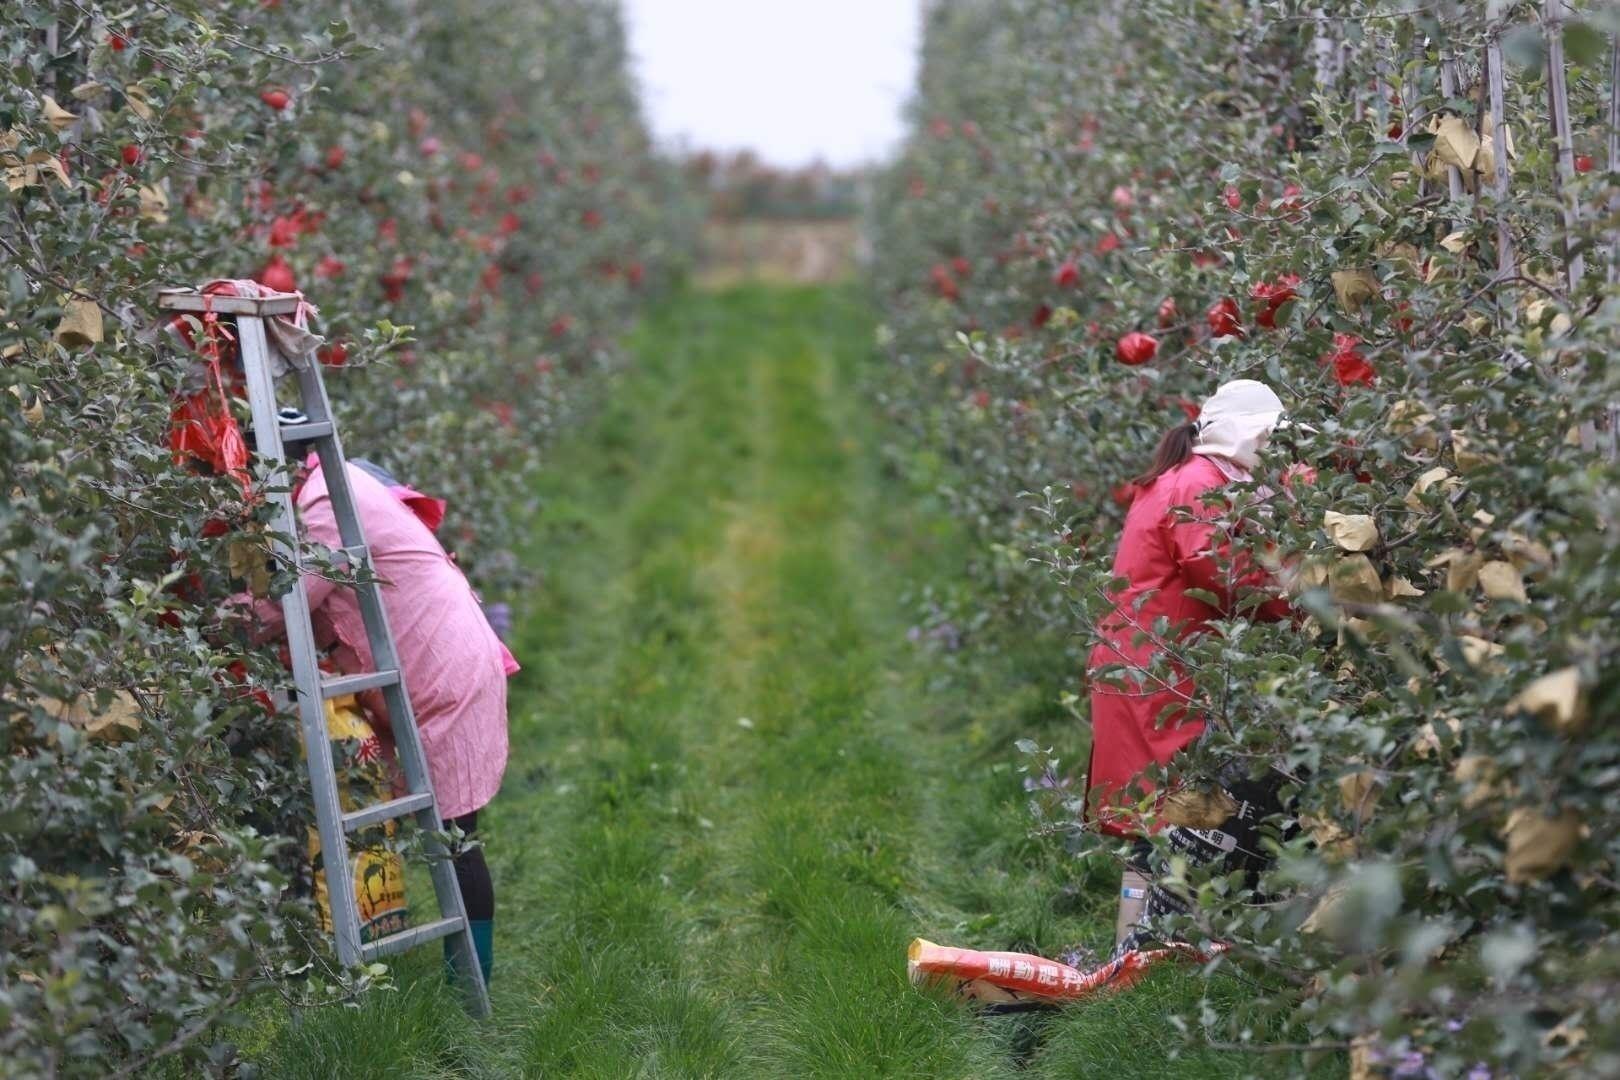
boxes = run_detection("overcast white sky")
[622,0,921,168]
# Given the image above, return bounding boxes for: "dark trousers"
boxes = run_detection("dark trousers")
[445,811,494,922]
[1117,769,1286,956]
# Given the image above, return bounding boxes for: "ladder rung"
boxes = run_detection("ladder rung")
[342,792,435,833]
[280,420,334,443]
[320,669,399,699]
[360,916,465,961]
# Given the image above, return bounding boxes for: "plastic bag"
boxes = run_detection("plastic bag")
[907,937,1221,1007]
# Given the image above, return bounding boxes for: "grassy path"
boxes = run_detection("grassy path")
[256,285,1331,1078]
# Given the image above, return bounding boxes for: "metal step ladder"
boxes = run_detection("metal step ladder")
[158,288,490,1018]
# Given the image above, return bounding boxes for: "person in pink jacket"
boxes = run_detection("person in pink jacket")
[248,457,510,985]
[1084,379,1293,950]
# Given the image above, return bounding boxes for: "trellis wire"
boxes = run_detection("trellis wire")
[1439,54,1467,200]
[1610,39,1620,457]
[1312,7,1336,88]
[1404,43,1425,196]
[1485,35,1516,279]
[1543,0,1584,292]
[1538,0,1607,455]
[1609,38,1620,288]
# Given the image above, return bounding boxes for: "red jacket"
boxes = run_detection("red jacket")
[1085,455,1290,836]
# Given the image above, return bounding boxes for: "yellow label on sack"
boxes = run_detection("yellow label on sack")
[309,694,409,940]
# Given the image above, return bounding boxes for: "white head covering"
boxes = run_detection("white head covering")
[1192,379,1285,470]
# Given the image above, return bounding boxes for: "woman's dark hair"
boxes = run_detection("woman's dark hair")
[1132,421,1198,487]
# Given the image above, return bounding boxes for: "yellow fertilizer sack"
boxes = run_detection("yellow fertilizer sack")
[308,694,408,942]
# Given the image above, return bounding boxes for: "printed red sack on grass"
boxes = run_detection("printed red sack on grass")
[907,937,1222,1006]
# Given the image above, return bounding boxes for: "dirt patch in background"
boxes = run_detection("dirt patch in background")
[696,219,861,288]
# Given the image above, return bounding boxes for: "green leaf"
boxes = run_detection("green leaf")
[1502,24,1547,75]
[1482,925,1538,984]
[1562,21,1607,67]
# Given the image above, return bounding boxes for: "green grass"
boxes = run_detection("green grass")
[248,284,1342,1078]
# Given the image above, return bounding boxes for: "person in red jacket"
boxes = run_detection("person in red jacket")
[1084,379,1294,948]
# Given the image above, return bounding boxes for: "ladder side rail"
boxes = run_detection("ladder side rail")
[290,364,412,684]
[287,363,435,793]
[237,315,365,969]
[289,358,490,1016]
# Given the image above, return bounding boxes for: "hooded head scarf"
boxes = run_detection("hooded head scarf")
[1192,379,1285,471]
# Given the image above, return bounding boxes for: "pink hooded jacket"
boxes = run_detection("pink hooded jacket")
[1084,381,1291,836]
[252,460,510,818]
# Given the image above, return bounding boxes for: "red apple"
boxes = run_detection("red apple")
[1157,296,1178,327]
[121,144,142,167]
[379,257,412,302]
[1222,185,1242,210]
[1206,297,1243,338]
[317,341,347,366]
[259,88,290,111]
[1115,331,1159,366]
[1282,463,1319,490]
[267,215,300,248]
[314,255,346,279]
[1325,332,1375,387]
[255,254,297,293]
[1575,154,1594,174]
[1250,273,1299,329]
[1054,259,1080,288]
[951,255,971,277]
[324,145,346,170]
